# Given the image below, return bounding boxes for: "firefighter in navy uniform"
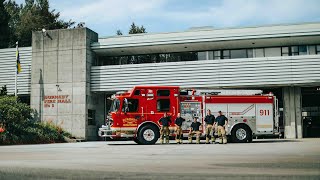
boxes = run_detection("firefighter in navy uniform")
[174,113,185,144]
[204,109,215,144]
[188,117,202,144]
[215,111,228,144]
[158,112,171,144]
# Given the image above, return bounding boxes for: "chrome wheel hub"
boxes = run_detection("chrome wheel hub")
[236,128,247,140]
[143,129,155,141]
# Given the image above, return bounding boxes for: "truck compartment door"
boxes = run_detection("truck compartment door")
[256,103,274,133]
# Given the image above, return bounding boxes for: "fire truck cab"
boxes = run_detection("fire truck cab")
[98,86,279,145]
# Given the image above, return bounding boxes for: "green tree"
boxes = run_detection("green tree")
[116,22,147,35]
[4,0,75,47]
[116,29,123,35]
[128,22,146,34]
[0,0,10,48]
[0,85,7,96]
[3,0,21,47]
[0,96,33,127]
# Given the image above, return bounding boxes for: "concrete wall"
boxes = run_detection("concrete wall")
[31,28,98,140]
[283,86,302,139]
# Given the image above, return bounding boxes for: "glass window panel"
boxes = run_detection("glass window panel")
[180,52,197,61]
[128,56,137,64]
[158,54,167,63]
[88,109,96,125]
[197,51,207,60]
[157,99,170,112]
[120,56,129,65]
[223,50,230,59]
[282,47,289,53]
[299,45,307,55]
[150,54,159,63]
[134,90,140,95]
[208,51,214,60]
[123,99,139,112]
[214,51,221,57]
[213,51,221,60]
[317,45,320,53]
[254,48,265,57]
[308,45,316,55]
[247,49,253,58]
[291,46,298,53]
[230,49,247,59]
[265,47,281,57]
[157,90,170,96]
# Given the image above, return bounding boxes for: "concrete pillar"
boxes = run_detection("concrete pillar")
[283,87,302,139]
[31,28,98,140]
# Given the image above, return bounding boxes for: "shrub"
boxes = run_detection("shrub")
[0,95,71,145]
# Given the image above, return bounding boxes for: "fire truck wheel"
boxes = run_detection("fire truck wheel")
[137,125,159,145]
[133,138,142,145]
[231,124,252,143]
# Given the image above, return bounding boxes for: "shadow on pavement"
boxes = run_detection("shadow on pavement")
[105,139,302,145]
[251,139,301,143]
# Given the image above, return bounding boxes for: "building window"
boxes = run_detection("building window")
[230,49,246,59]
[316,45,320,54]
[208,51,220,60]
[180,52,197,61]
[265,47,281,57]
[213,51,221,59]
[197,51,207,60]
[166,53,181,62]
[291,46,299,56]
[281,47,290,56]
[254,48,265,57]
[247,49,253,58]
[229,49,253,59]
[157,99,170,112]
[222,50,230,59]
[291,45,308,56]
[299,45,308,55]
[308,45,316,55]
[88,109,96,125]
[157,90,170,96]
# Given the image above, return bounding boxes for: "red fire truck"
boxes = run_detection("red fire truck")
[98,86,279,145]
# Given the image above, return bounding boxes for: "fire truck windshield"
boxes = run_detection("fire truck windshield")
[109,98,120,112]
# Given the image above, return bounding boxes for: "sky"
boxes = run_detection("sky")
[15,0,320,37]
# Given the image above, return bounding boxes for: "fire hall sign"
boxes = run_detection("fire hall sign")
[43,95,71,108]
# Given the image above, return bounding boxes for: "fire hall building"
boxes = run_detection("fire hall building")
[0,22,319,140]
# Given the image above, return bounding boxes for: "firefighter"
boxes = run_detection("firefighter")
[158,112,171,144]
[188,117,202,144]
[215,111,228,144]
[174,113,185,144]
[204,109,215,144]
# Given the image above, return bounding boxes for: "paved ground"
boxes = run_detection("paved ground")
[0,139,319,180]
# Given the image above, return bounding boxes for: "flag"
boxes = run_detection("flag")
[16,44,21,74]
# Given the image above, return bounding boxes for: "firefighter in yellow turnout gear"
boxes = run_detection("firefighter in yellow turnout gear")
[174,113,185,144]
[204,109,215,144]
[215,111,228,144]
[158,112,171,144]
[188,117,202,144]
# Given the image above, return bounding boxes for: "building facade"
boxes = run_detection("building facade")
[0,23,320,140]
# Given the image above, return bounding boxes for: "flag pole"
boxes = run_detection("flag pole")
[15,41,18,97]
